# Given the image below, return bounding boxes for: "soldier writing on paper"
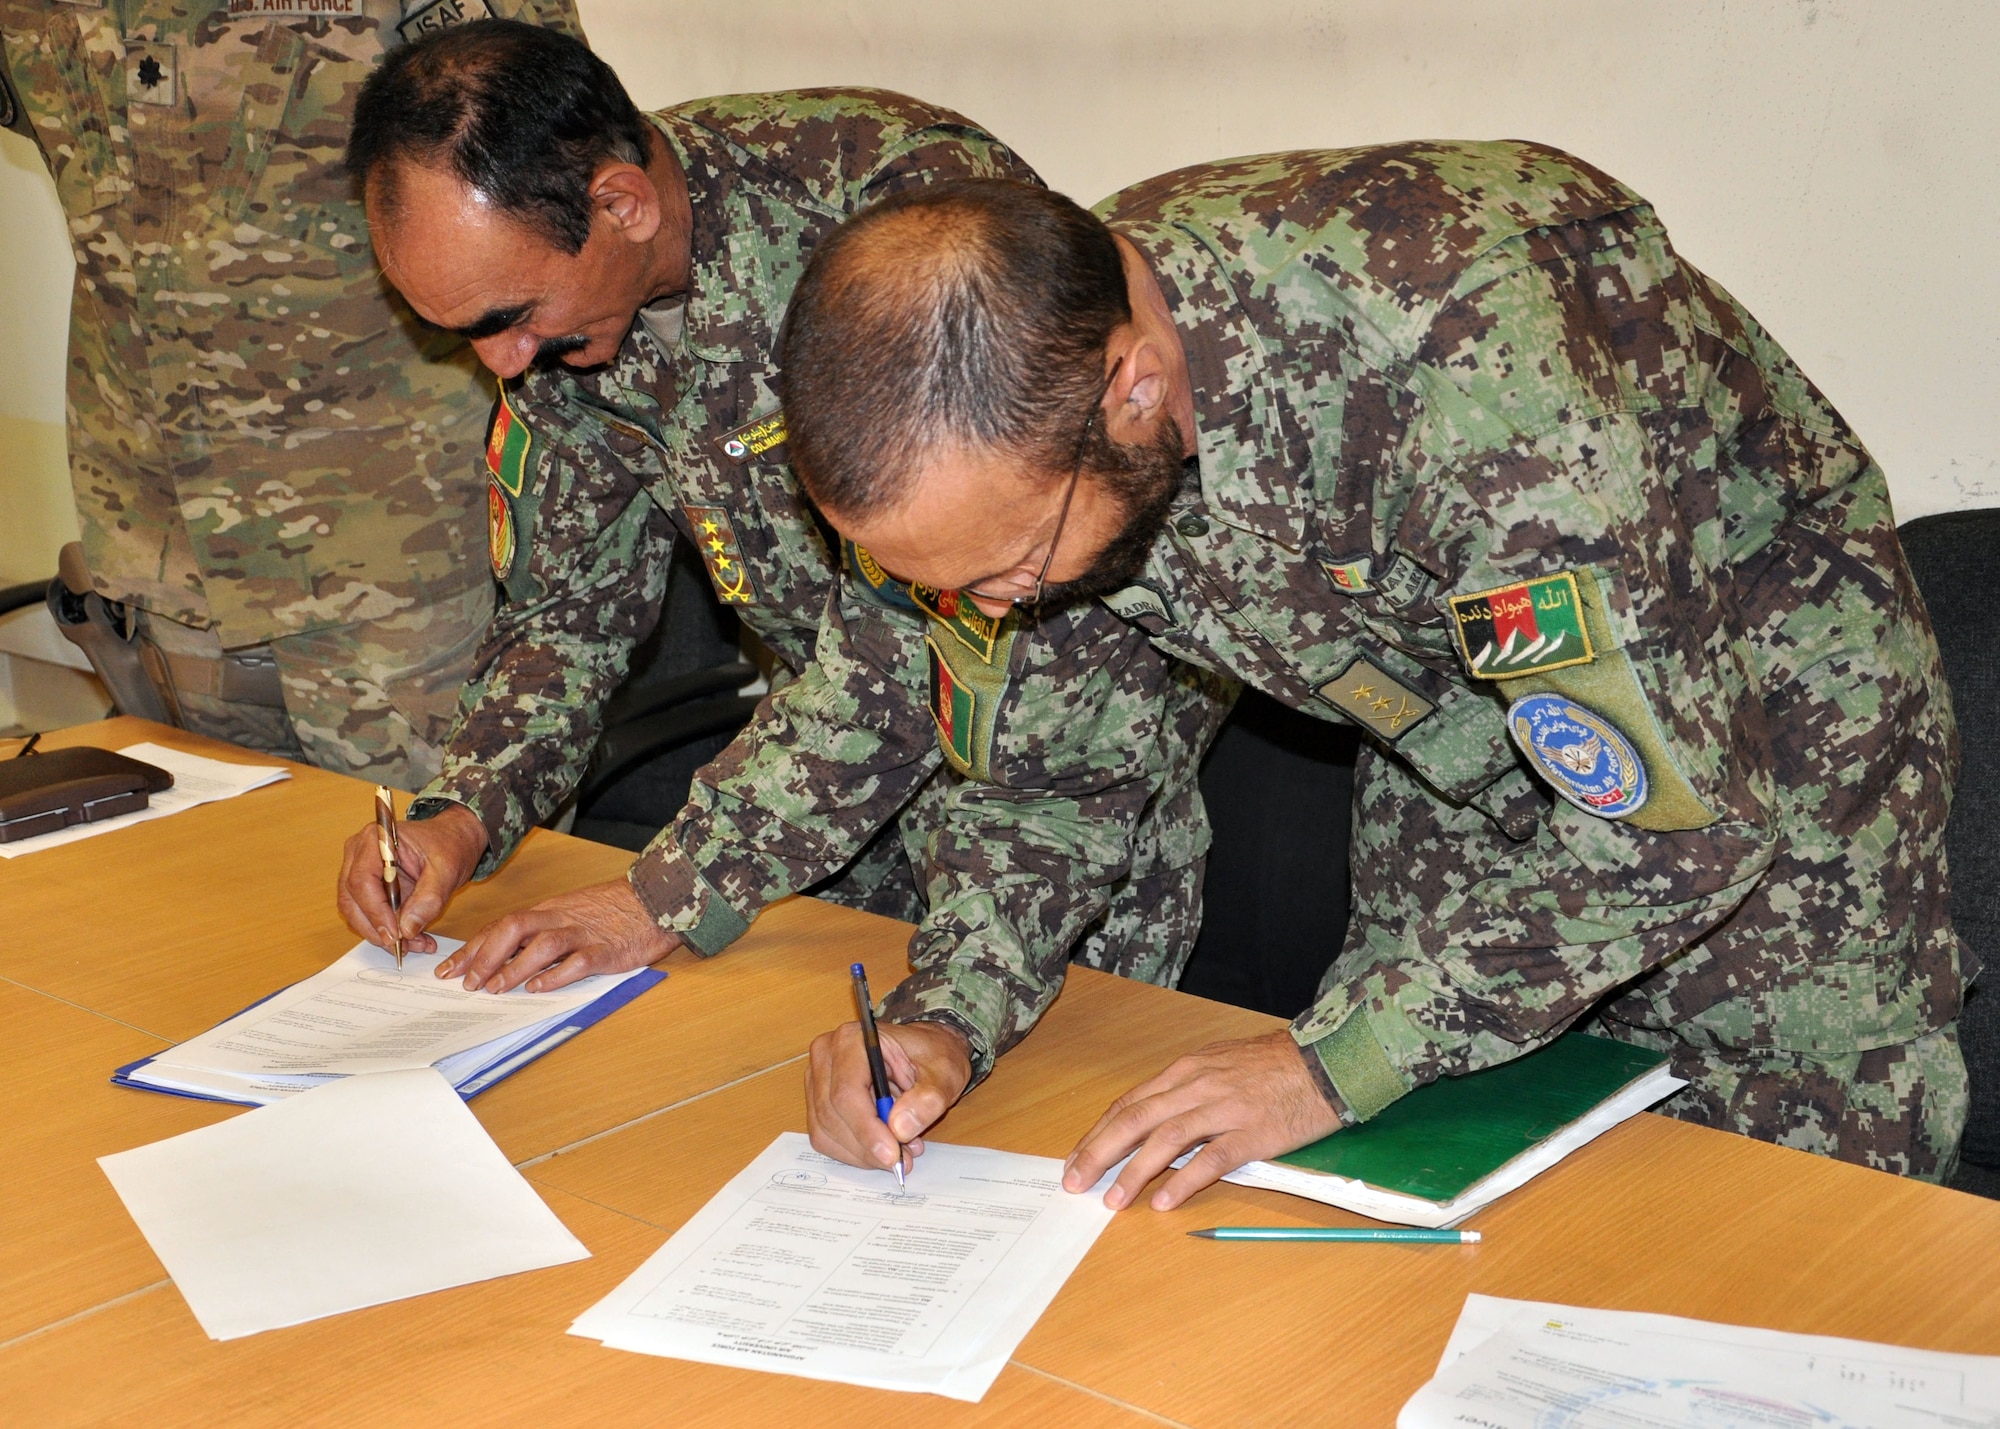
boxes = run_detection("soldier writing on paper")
[330,25,1229,1027]
[775,165,1970,1200]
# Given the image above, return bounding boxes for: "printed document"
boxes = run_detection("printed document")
[0,741,288,858]
[571,1132,1115,1402]
[99,1067,588,1340]
[1399,1294,2000,1428]
[134,939,647,1092]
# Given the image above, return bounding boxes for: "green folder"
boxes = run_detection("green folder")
[1275,1033,1670,1203]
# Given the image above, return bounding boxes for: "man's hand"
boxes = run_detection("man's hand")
[807,1019,973,1175]
[335,802,488,956]
[437,878,696,994]
[1061,1030,1345,1211]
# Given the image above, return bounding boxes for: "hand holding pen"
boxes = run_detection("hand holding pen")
[373,785,405,970]
[850,963,906,1187]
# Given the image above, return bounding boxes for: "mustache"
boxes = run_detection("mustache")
[531,334,592,370]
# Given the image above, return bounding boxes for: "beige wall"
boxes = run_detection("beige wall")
[3,0,1994,593]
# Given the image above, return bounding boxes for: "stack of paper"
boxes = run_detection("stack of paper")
[100,1068,589,1340]
[572,1133,1115,1402]
[0,741,288,858]
[1400,1296,2000,1428]
[117,939,662,1105]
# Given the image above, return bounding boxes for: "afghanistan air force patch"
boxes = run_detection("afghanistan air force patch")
[484,385,532,578]
[1449,572,1594,679]
[1508,694,1647,818]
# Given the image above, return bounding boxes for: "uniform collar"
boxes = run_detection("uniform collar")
[646,111,757,365]
[1113,219,1309,552]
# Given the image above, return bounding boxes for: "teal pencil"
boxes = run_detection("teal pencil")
[1187,1227,1480,1244]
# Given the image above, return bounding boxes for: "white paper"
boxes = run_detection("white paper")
[0,741,288,857]
[1219,1063,1684,1226]
[1400,1295,2000,1429]
[571,1132,1115,1402]
[138,938,642,1084]
[98,1067,589,1340]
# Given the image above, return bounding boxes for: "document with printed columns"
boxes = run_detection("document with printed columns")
[570,1133,1116,1401]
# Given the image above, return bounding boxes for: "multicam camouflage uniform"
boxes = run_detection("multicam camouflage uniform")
[0,0,581,787]
[765,143,1968,1178]
[412,91,1231,985]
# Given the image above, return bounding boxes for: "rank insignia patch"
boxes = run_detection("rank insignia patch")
[1320,659,1434,740]
[124,42,176,107]
[714,408,788,465]
[485,384,531,498]
[684,505,756,604]
[927,640,975,767]
[1508,694,1648,819]
[486,479,515,579]
[1448,571,1595,679]
[1320,556,1373,594]
[908,584,1001,663]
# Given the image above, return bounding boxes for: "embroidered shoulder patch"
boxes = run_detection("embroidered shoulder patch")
[714,408,788,465]
[1509,694,1648,818]
[684,505,757,604]
[1449,571,1595,679]
[908,584,1002,663]
[485,385,532,498]
[396,0,493,43]
[486,479,515,579]
[1319,659,1434,740]
[1101,581,1177,628]
[1319,556,1373,594]
[845,542,920,612]
[927,641,976,768]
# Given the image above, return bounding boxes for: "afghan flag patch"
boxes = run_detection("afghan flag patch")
[683,504,757,604]
[1448,571,1595,679]
[485,384,532,498]
[927,639,976,768]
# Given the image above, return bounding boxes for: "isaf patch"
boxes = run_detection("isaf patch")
[1509,694,1648,819]
[1320,659,1434,740]
[1449,571,1595,679]
[714,408,787,465]
[685,505,756,604]
[397,0,495,42]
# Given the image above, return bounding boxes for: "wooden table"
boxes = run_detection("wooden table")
[5,717,1999,1426]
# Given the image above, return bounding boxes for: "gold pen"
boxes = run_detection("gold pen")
[373,785,405,970]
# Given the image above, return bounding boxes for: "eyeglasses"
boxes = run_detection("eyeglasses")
[961,356,1124,612]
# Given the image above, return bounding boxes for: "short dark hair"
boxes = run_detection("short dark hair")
[779,179,1131,516]
[347,20,651,255]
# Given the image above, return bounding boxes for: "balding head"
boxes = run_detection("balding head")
[779,179,1131,518]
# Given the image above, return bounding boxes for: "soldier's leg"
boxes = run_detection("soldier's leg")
[131,610,301,759]
[1626,1025,1968,1182]
[266,584,495,792]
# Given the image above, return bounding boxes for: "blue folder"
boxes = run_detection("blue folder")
[112,967,665,1107]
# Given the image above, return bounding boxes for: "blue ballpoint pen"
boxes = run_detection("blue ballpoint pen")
[849,963,906,1187]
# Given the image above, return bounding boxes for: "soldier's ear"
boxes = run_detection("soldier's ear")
[1107,334,1171,438]
[592,161,661,246]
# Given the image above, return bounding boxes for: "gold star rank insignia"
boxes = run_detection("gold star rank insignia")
[681,505,757,604]
[1320,658,1435,740]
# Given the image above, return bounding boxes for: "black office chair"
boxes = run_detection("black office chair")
[1899,509,2000,1194]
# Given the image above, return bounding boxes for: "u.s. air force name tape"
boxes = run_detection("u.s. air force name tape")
[1508,693,1648,818]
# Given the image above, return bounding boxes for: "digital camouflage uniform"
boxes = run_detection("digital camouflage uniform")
[787,143,1969,1179]
[0,0,582,787]
[413,91,1231,985]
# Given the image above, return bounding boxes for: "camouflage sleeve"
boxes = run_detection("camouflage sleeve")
[1288,226,1784,1120]
[413,426,675,874]
[625,580,945,951]
[885,625,1232,1084]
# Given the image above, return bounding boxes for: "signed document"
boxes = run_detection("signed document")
[1399,1295,2000,1428]
[570,1133,1115,1401]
